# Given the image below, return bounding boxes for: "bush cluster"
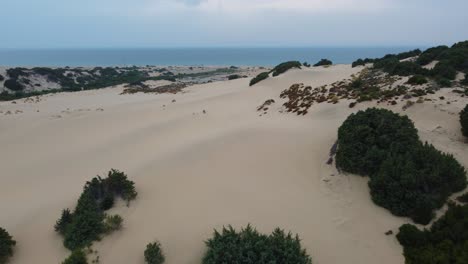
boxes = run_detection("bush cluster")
[397,202,468,264]
[249,72,270,86]
[4,79,25,91]
[407,75,428,85]
[0,74,4,81]
[461,104,468,137]
[336,108,467,224]
[303,62,311,67]
[351,49,421,68]
[144,241,165,264]
[227,74,242,80]
[270,61,302,77]
[202,225,312,264]
[55,169,137,251]
[0,228,16,264]
[313,59,332,67]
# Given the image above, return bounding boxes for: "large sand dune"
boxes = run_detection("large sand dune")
[1,65,467,264]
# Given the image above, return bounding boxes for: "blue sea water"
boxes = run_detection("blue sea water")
[0,47,422,67]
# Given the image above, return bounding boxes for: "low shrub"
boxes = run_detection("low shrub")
[407,75,428,85]
[461,104,468,137]
[4,79,25,91]
[336,108,467,224]
[250,72,270,86]
[62,249,88,264]
[458,193,468,203]
[0,228,16,264]
[431,61,457,80]
[397,203,468,264]
[416,45,449,65]
[271,61,302,77]
[313,59,332,67]
[303,62,311,67]
[56,169,137,251]
[144,241,165,264]
[227,74,242,80]
[202,225,312,264]
[0,74,4,81]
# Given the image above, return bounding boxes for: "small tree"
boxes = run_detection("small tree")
[0,228,16,264]
[144,241,165,264]
[461,104,468,137]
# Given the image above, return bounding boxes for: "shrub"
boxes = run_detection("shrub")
[416,45,449,65]
[0,74,4,81]
[458,193,468,203]
[461,104,468,137]
[336,108,467,224]
[431,61,457,80]
[4,79,25,91]
[336,108,419,176]
[462,73,468,85]
[62,249,88,264]
[271,61,302,77]
[227,74,241,80]
[56,169,137,250]
[0,228,16,264]
[303,62,311,67]
[103,215,123,233]
[313,59,332,67]
[144,241,165,264]
[407,75,428,85]
[202,225,312,264]
[436,77,452,87]
[396,203,468,264]
[370,143,467,224]
[250,72,270,86]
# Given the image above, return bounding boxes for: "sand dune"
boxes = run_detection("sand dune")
[1,65,467,264]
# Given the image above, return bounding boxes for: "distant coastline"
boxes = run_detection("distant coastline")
[0,47,422,67]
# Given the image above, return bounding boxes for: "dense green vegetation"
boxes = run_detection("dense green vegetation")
[250,72,270,86]
[270,61,302,77]
[62,249,88,264]
[55,169,137,262]
[336,108,467,224]
[0,74,4,81]
[458,193,468,203]
[407,75,428,85]
[397,202,468,264]
[3,79,25,91]
[461,104,468,137]
[0,228,16,264]
[313,59,333,67]
[351,41,468,88]
[303,62,311,67]
[202,225,312,264]
[144,241,165,264]
[227,74,242,80]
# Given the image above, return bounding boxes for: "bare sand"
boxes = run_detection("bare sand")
[1,65,467,264]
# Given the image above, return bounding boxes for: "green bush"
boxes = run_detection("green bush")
[431,61,457,80]
[336,108,467,224]
[313,59,332,67]
[227,74,241,80]
[407,75,428,85]
[303,62,311,67]
[56,169,137,250]
[458,193,468,203]
[250,72,270,86]
[461,104,468,137]
[0,228,16,264]
[62,249,88,264]
[271,61,302,77]
[370,143,467,224]
[4,79,25,91]
[416,45,449,65]
[202,225,312,264]
[145,241,165,264]
[396,203,468,264]
[103,215,123,233]
[336,108,419,176]
[0,74,4,81]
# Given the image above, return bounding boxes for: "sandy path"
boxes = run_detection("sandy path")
[1,65,466,264]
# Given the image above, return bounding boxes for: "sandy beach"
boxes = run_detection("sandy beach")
[1,64,467,264]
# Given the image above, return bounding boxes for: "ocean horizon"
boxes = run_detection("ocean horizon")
[0,47,423,67]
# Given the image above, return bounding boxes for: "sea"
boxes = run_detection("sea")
[0,47,423,67]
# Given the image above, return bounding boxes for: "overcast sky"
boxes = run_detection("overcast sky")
[2,0,467,48]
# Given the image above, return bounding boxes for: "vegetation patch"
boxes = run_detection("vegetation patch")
[336,108,467,224]
[313,59,333,67]
[250,72,270,86]
[62,249,88,264]
[0,228,16,264]
[407,75,428,85]
[55,169,137,261]
[202,225,312,264]
[144,241,165,264]
[460,104,468,137]
[270,61,302,77]
[397,202,468,263]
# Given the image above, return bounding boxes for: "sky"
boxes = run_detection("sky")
[1,0,468,48]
